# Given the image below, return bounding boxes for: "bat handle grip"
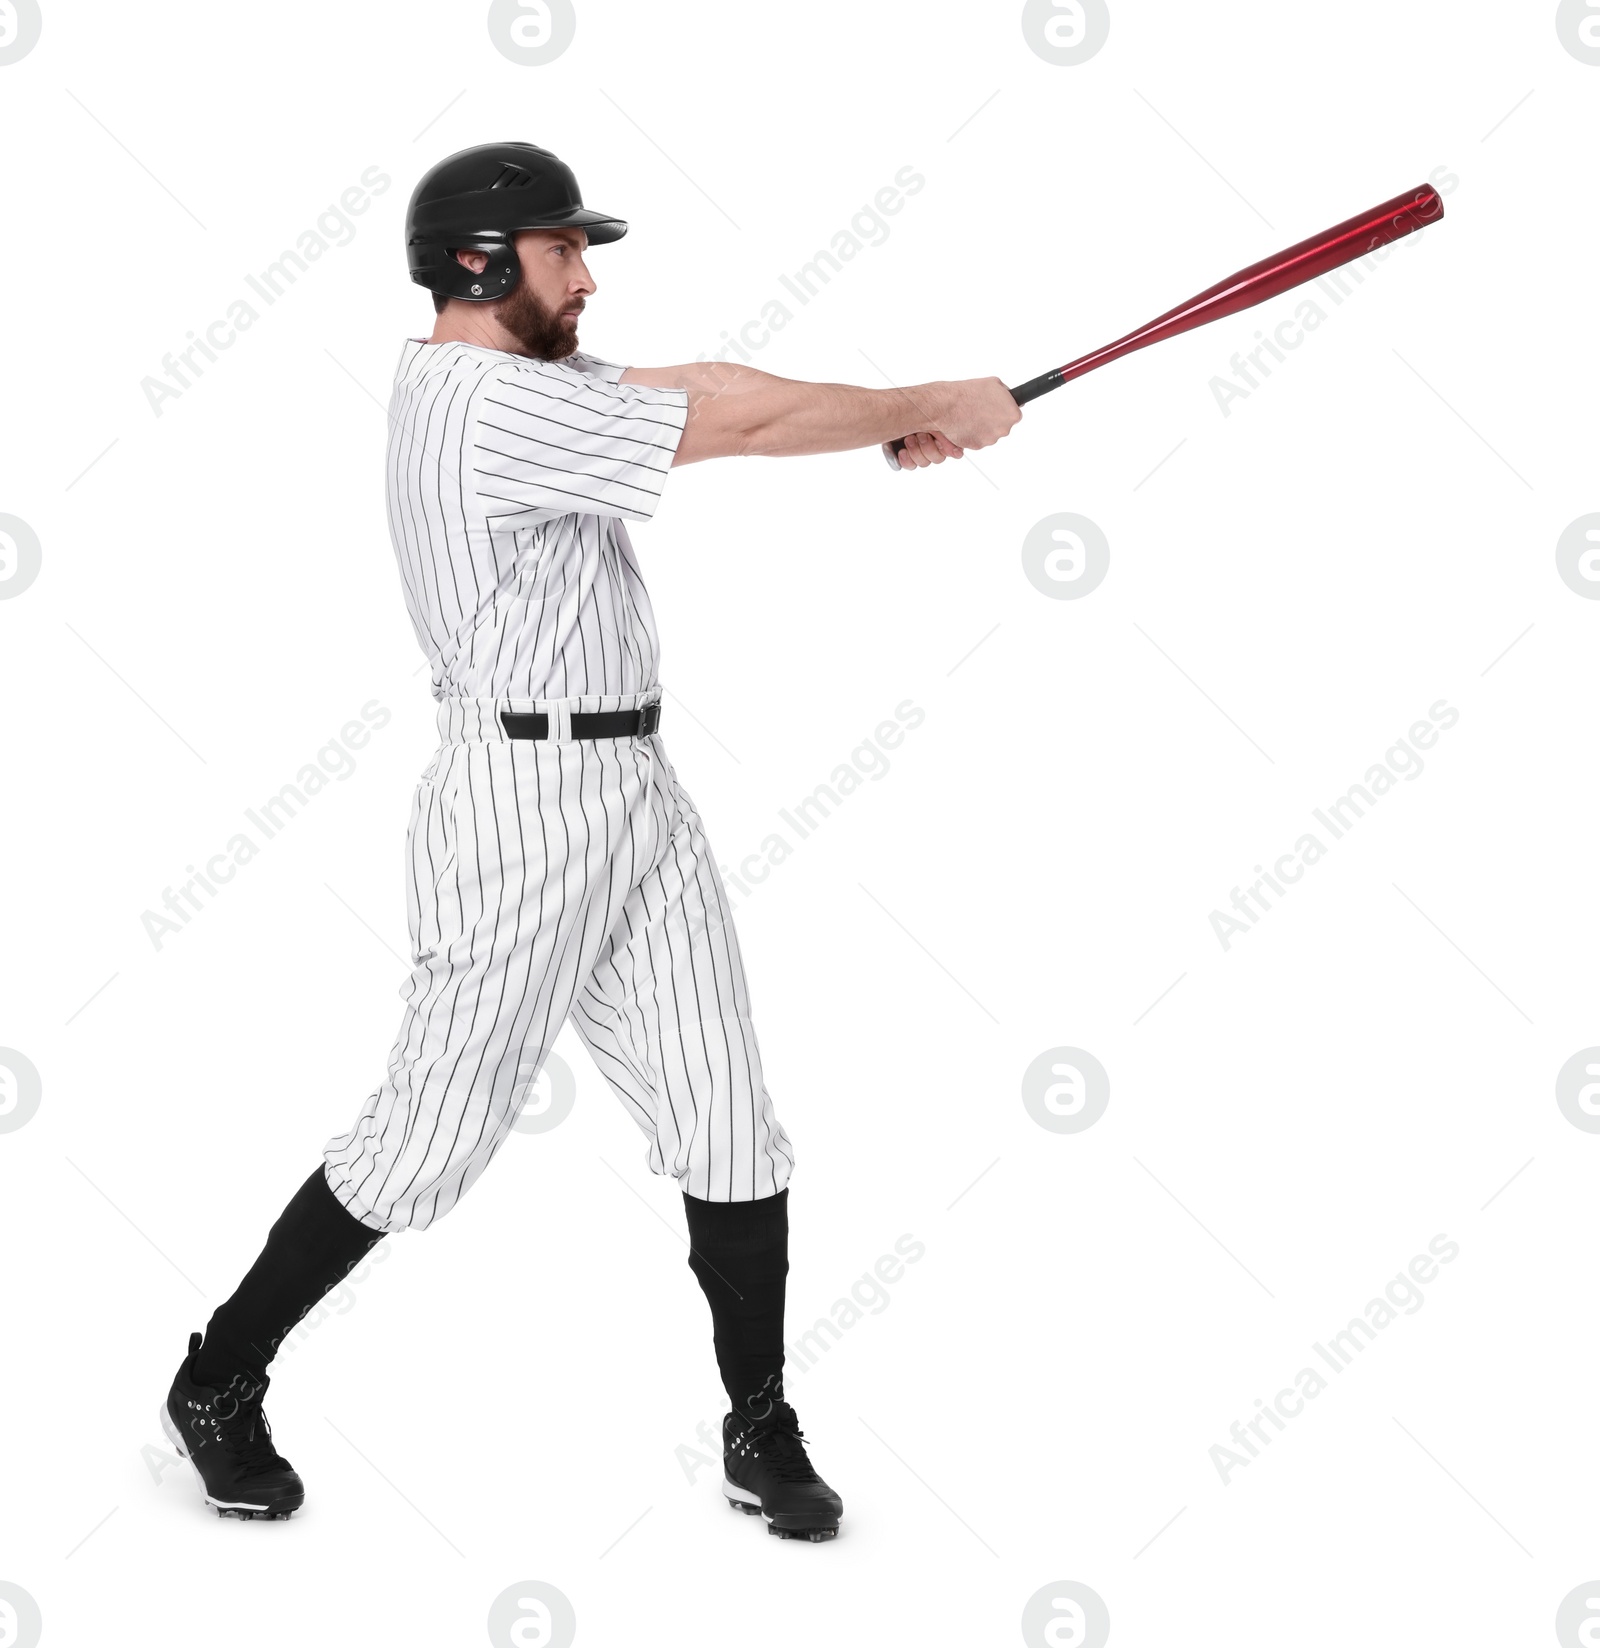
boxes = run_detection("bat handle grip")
[882,377,1046,470]
[1009,369,1065,405]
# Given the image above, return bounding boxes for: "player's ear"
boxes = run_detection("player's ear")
[452,248,491,275]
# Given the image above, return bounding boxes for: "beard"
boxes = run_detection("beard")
[495,279,580,360]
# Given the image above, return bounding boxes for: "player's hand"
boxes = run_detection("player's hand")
[892,430,964,469]
[933,376,1021,450]
[887,377,1020,470]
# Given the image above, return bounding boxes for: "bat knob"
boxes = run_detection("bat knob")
[882,438,908,470]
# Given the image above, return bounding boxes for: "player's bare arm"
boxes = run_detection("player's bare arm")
[619,361,1021,468]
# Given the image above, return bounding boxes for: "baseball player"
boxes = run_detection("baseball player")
[161,141,1018,1540]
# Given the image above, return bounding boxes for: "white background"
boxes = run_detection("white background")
[1,2,1597,1644]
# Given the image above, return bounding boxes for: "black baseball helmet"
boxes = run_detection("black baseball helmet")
[405,141,628,303]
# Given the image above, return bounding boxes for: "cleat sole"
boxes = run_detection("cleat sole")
[722,1475,839,1540]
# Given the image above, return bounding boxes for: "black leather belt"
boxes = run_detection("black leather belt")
[500,702,661,741]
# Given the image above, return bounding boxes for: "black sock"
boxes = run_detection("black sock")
[683,1189,789,1420]
[192,1166,386,1389]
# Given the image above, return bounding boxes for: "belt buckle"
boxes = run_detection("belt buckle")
[638,701,661,737]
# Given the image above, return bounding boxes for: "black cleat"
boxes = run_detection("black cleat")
[722,1402,842,1541]
[161,1332,304,1520]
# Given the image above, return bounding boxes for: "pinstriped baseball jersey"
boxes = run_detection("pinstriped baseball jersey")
[323,337,793,1230]
[386,340,690,701]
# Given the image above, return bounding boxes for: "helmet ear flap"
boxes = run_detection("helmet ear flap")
[408,236,521,303]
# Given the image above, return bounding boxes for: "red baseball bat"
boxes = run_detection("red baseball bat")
[885,181,1445,468]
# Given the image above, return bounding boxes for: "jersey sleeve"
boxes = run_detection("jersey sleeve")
[564,351,628,383]
[471,359,688,525]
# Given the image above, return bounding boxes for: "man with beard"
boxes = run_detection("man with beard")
[161,141,1017,1540]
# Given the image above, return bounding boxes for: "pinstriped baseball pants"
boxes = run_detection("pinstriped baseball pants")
[324,693,794,1233]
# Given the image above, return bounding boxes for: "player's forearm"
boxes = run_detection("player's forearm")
[623,362,948,463]
[709,371,945,460]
